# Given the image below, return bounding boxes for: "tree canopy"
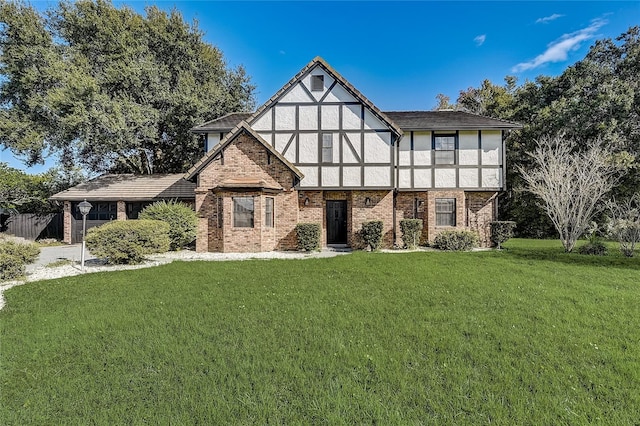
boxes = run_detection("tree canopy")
[0,0,255,174]
[441,26,640,237]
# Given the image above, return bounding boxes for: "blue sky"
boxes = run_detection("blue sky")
[3,0,639,173]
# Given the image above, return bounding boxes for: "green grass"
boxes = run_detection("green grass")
[1,239,638,424]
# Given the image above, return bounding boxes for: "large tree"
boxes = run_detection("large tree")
[0,0,255,174]
[453,27,640,237]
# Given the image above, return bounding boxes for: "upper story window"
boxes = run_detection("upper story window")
[434,134,456,165]
[311,75,324,91]
[233,197,254,228]
[322,133,333,163]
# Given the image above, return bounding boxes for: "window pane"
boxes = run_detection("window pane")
[435,198,456,226]
[435,151,455,164]
[233,197,254,228]
[435,136,455,150]
[265,197,274,228]
[322,133,333,163]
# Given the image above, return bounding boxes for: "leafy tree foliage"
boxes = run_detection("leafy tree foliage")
[0,162,83,213]
[0,0,255,174]
[453,27,640,237]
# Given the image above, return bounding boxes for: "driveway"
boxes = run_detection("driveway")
[27,244,96,272]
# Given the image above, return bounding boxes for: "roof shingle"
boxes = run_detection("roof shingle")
[50,174,196,201]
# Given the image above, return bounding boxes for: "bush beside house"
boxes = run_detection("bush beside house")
[85,220,170,264]
[0,239,40,280]
[400,219,423,249]
[139,201,197,251]
[296,223,321,251]
[432,230,479,251]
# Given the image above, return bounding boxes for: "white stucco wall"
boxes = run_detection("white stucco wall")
[482,168,501,188]
[275,106,295,131]
[299,166,318,187]
[323,83,356,103]
[321,105,340,130]
[414,169,431,188]
[342,134,359,163]
[459,131,479,165]
[399,169,411,188]
[280,83,314,103]
[363,132,391,163]
[298,133,318,163]
[364,110,386,130]
[275,133,293,158]
[459,168,479,188]
[413,132,431,165]
[481,131,502,165]
[252,112,272,131]
[342,104,361,130]
[299,105,318,130]
[398,135,411,166]
[364,166,390,187]
[321,167,340,187]
[435,169,456,188]
[343,166,361,186]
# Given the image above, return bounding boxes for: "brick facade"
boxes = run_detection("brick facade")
[194,132,500,251]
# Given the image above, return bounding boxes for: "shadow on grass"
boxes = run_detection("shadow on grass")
[500,240,640,271]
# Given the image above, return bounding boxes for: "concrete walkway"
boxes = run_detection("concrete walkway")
[26,244,96,272]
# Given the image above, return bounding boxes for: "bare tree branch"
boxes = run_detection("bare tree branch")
[518,134,619,252]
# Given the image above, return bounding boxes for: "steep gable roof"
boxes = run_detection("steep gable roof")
[247,56,404,138]
[184,121,304,181]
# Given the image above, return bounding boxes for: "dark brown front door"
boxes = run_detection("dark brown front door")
[326,200,347,244]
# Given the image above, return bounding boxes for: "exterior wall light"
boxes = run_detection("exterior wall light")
[304,197,310,206]
[365,197,371,207]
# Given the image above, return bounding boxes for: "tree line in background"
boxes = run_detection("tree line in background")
[1,0,255,176]
[2,1,638,244]
[438,26,639,240]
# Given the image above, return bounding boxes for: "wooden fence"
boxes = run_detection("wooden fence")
[0,213,63,241]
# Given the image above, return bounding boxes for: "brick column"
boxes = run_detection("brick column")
[195,189,210,252]
[117,200,127,220]
[63,201,72,244]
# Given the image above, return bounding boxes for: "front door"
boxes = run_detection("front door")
[326,200,347,244]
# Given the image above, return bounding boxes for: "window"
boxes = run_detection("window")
[434,134,456,164]
[73,202,117,220]
[265,197,274,228]
[435,198,456,226]
[233,197,254,228]
[126,202,152,219]
[322,133,333,163]
[311,75,324,91]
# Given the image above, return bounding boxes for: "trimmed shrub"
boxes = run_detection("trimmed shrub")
[296,223,321,251]
[0,240,40,281]
[86,220,170,264]
[432,230,479,251]
[361,221,383,251]
[490,221,517,249]
[578,241,608,256]
[400,219,423,249]
[139,200,197,250]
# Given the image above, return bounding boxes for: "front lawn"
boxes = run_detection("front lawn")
[1,239,638,424]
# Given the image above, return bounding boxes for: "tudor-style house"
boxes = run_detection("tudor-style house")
[52,57,520,251]
[185,57,520,252]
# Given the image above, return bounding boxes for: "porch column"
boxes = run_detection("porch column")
[117,200,127,220]
[63,201,72,244]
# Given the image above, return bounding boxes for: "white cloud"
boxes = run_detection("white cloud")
[512,18,607,72]
[474,34,486,46]
[536,14,564,24]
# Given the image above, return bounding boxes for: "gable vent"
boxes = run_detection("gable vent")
[311,75,324,91]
